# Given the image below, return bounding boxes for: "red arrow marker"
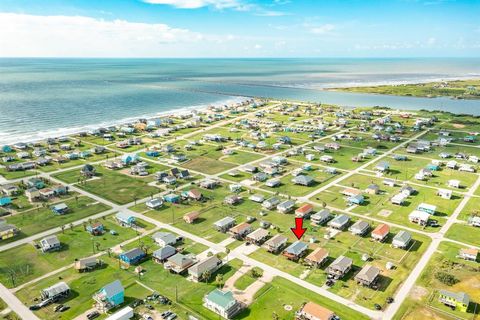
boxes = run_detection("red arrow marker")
[290,217,307,240]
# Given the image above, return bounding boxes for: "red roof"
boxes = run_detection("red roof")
[295,203,313,214]
[372,223,390,237]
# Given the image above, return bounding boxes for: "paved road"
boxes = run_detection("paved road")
[0,283,40,320]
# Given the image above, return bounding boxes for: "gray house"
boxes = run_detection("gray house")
[263,234,288,253]
[152,245,177,263]
[291,175,314,186]
[277,200,296,213]
[328,214,350,230]
[282,241,308,261]
[262,197,281,210]
[39,235,61,252]
[214,217,236,233]
[327,255,353,279]
[348,220,370,236]
[152,232,177,247]
[355,264,380,287]
[41,282,70,301]
[188,256,222,282]
[392,230,412,249]
[310,209,332,225]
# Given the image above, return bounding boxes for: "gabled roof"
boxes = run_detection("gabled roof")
[205,289,237,309]
[284,241,308,255]
[102,280,124,298]
[439,290,470,304]
[305,248,328,263]
[301,302,334,320]
[372,224,390,237]
[393,230,412,243]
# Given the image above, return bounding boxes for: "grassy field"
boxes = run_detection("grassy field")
[0,216,143,288]
[393,241,480,320]
[333,79,480,99]
[53,167,160,205]
[2,196,110,241]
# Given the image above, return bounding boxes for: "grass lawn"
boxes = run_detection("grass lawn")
[236,277,370,320]
[2,196,110,241]
[181,156,237,174]
[445,223,480,247]
[393,241,480,320]
[53,167,160,205]
[0,216,141,288]
[233,272,257,290]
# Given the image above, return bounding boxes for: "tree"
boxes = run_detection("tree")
[225,248,230,261]
[60,225,65,234]
[69,223,74,231]
[272,312,279,320]
[95,242,101,252]
[202,270,212,283]
[435,272,459,286]
[215,274,224,288]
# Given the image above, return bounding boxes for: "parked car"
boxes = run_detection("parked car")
[86,311,100,319]
[161,311,172,319]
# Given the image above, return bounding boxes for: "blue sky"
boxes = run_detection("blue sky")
[0,0,479,57]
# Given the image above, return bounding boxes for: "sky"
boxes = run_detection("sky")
[0,0,479,58]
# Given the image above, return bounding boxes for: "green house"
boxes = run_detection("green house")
[438,290,470,312]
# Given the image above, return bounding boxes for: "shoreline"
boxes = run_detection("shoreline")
[0,96,249,146]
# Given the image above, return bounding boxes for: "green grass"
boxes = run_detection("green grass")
[0,216,141,288]
[3,196,110,241]
[53,167,160,205]
[445,223,480,247]
[233,271,258,290]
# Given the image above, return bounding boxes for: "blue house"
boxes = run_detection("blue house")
[426,164,440,171]
[164,193,180,203]
[94,280,124,311]
[51,203,69,215]
[0,197,12,207]
[115,212,136,226]
[86,222,104,235]
[27,178,45,189]
[121,153,139,165]
[119,247,146,265]
[146,150,160,157]
[1,145,12,153]
[348,194,365,205]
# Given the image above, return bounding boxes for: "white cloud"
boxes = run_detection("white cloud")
[255,10,288,17]
[0,12,205,57]
[254,44,262,49]
[426,37,436,45]
[309,24,335,34]
[143,0,244,10]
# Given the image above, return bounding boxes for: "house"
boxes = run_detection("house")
[277,200,296,213]
[1,184,19,196]
[283,241,308,261]
[224,194,242,205]
[0,222,18,240]
[39,235,61,252]
[146,198,163,210]
[51,203,69,215]
[417,203,436,215]
[184,211,201,224]
[365,184,380,195]
[291,175,314,186]
[152,232,177,247]
[448,179,461,188]
[401,185,416,196]
[228,222,252,239]
[253,172,268,182]
[355,264,380,287]
[204,289,242,319]
[214,217,236,232]
[80,164,97,178]
[105,307,134,320]
[249,194,265,203]
[459,164,475,172]
[468,216,480,227]
[41,282,70,301]
[328,214,350,230]
[0,197,11,207]
[86,222,104,236]
[437,188,452,200]
[94,280,124,312]
[245,228,269,245]
[199,179,218,189]
[371,224,390,242]
[119,247,146,265]
[341,188,362,197]
[27,178,44,189]
[438,290,470,313]
[375,161,390,172]
[327,255,353,279]
[392,230,412,249]
[295,204,314,218]
[25,187,41,202]
[409,210,430,225]
[458,248,478,261]
[304,248,329,267]
[188,256,222,282]
[446,160,457,169]
[187,189,203,201]
[391,193,408,205]
[163,193,180,203]
[74,257,100,272]
[262,197,281,210]
[311,209,332,225]
[39,188,55,199]
[265,178,281,188]
[263,234,288,253]
[348,194,365,205]
[296,302,335,320]
[152,245,177,263]
[115,212,135,226]
[349,220,370,236]
[164,253,195,273]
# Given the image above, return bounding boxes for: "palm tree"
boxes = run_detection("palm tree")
[69,223,74,231]
[60,225,65,234]
[215,274,224,288]
[95,242,101,252]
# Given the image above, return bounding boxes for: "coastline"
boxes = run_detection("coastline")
[0,96,249,146]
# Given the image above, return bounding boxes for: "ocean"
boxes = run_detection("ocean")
[1,57,480,144]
